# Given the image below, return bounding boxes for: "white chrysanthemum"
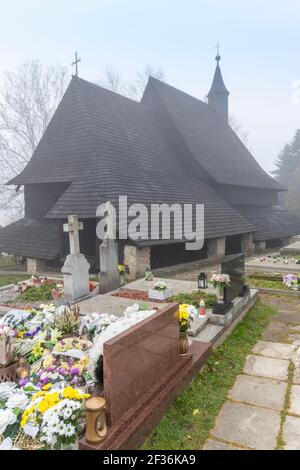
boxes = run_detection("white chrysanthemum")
[57,421,67,436]
[64,423,75,437]
[6,392,29,410]
[0,409,17,435]
[63,408,72,420]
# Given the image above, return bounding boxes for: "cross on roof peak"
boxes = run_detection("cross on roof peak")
[71,50,81,77]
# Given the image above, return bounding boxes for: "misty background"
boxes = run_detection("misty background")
[0,0,299,225]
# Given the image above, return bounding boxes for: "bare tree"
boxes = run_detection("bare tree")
[0,60,69,222]
[126,64,166,100]
[229,115,249,146]
[97,65,125,94]
[97,63,166,100]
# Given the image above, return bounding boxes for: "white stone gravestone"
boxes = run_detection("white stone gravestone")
[61,215,90,302]
[99,202,120,294]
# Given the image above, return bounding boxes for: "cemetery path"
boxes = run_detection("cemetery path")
[203,294,300,450]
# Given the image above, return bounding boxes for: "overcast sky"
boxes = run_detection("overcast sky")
[0,0,299,173]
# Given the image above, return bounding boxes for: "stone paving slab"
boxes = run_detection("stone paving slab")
[244,355,289,381]
[261,322,290,343]
[283,416,300,450]
[288,385,300,416]
[272,312,300,324]
[211,401,280,450]
[293,368,300,385]
[252,340,294,360]
[203,439,246,450]
[228,375,287,411]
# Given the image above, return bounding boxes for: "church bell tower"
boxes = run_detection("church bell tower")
[207,46,230,123]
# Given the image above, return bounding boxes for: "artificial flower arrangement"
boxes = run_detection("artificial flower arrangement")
[0,385,29,444]
[21,354,90,390]
[210,273,231,288]
[79,313,119,340]
[283,274,299,289]
[51,306,80,336]
[153,280,168,291]
[20,386,90,450]
[53,336,92,354]
[26,328,62,365]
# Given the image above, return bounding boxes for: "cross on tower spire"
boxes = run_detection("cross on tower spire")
[71,50,81,77]
[215,41,221,62]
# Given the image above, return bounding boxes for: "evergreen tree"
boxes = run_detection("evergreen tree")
[274,129,300,216]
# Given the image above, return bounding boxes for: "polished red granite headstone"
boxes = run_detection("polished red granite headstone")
[80,303,212,450]
[103,302,180,425]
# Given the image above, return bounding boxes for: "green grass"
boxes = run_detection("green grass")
[247,277,289,290]
[0,274,29,288]
[142,299,276,450]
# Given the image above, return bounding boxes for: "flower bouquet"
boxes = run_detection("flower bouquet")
[210,273,231,303]
[177,304,196,356]
[20,386,90,450]
[283,274,299,290]
[24,354,90,390]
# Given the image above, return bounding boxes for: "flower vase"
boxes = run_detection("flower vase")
[179,332,189,357]
[217,284,224,303]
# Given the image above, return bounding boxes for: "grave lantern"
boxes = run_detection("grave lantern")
[198,272,208,289]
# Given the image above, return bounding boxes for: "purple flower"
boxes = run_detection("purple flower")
[19,378,28,387]
[58,368,66,375]
[71,377,77,385]
[37,369,43,376]
[37,382,43,389]
[70,367,79,376]
[41,377,49,384]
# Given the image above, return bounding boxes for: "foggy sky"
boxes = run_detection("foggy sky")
[0,0,299,174]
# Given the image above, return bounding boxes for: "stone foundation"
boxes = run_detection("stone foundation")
[27,257,47,274]
[124,245,151,278]
[241,233,254,255]
[254,240,266,253]
[282,237,294,247]
[207,237,226,259]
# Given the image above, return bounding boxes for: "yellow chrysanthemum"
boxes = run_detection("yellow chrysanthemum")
[79,355,89,367]
[42,383,53,391]
[43,356,55,368]
[63,386,90,401]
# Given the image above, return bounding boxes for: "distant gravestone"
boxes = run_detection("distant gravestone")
[61,215,90,302]
[221,253,246,303]
[99,202,120,294]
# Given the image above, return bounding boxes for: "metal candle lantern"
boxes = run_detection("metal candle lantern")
[198,272,208,289]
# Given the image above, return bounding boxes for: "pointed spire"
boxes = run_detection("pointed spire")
[207,44,230,122]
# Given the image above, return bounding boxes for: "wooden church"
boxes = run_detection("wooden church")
[0,54,299,275]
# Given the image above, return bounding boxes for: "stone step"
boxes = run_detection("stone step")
[188,315,209,336]
[193,324,223,343]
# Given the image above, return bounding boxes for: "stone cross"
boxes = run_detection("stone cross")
[63,215,83,255]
